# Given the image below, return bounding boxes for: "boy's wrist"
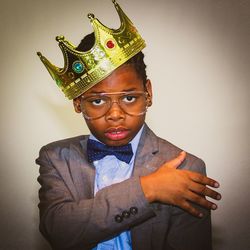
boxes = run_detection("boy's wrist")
[140,175,155,203]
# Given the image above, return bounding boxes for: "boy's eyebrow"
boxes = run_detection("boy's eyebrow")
[86,88,138,94]
[123,87,137,92]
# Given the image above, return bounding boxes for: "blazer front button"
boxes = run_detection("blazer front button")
[130,207,138,215]
[115,214,123,223]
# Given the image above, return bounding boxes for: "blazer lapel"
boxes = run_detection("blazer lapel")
[133,124,160,176]
[68,136,96,201]
[131,124,161,250]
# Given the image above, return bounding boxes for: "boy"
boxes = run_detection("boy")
[36,1,221,249]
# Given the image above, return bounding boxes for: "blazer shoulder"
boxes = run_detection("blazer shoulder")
[41,135,88,151]
[36,135,89,165]
[143,124,182,154]
[144,126,206,174]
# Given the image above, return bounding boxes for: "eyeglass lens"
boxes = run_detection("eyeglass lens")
[81,91,148,119]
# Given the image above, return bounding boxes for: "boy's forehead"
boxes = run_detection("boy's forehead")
[84,64,142,94]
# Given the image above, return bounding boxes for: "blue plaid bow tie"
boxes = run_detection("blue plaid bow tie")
[87,139,133,164]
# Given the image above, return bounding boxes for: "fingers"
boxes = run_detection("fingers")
[189,182,221,201]
[165,151,187,169]
[180,180,221,218]
[180,191,218,218]
[186,190,218,210]
[186,171,222,201]
[180,200,204,218]
[189,171,220,189]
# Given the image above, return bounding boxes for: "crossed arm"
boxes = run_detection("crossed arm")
[141,151,221,217]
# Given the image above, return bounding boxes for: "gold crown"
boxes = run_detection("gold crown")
[37,0,146,100]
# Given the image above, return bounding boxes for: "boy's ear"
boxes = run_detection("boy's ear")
[145,79,153,107]
[73,97,82,113]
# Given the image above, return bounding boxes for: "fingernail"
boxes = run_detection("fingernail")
[216,194,221,200]
[199,213,203,218]
[214,182,220,188]
[212,204,217,210]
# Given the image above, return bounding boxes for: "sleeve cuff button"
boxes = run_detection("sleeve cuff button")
[130,207,138,215]
[115,214,123,223]
[122,210,130,218]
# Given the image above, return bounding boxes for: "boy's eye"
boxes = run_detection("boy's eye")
[90,98,106,106]
[122,95,137,103]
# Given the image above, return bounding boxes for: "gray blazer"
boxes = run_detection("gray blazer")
[36,124,212,250]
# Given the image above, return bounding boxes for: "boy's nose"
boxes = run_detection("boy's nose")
[106,102,125,121]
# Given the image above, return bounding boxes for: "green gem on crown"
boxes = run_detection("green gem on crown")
[73,61,85,74]
[56,79,62,86]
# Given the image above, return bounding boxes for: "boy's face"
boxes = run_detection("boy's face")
[73,64,152,146]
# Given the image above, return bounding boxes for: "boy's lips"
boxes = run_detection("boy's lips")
[104,127,129,141]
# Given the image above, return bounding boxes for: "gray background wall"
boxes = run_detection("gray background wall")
[0,0,249,249]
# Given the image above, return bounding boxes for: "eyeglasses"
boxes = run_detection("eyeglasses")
[81,91,149,120]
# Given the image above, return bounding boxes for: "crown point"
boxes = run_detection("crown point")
[87,13,95,20]
[56,36,65,42]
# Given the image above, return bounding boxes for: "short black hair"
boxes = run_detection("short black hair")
[75,32,147,85]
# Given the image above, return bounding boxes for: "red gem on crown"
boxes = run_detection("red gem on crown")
[106,40,115,49]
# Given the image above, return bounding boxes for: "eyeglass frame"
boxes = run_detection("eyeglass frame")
[80,90,150,120]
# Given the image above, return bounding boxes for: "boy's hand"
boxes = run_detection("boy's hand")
[140,151,221,217]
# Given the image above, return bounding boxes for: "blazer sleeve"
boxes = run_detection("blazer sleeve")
[165,158,212,250]
[36,145,155,250]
